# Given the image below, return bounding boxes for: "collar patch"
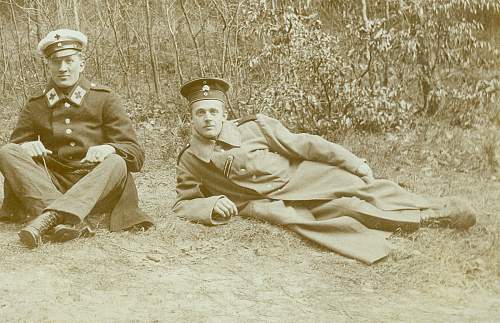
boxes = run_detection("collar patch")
[45,88,60,107]
[69,85,86,105]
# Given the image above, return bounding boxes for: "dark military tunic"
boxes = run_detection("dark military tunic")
[11,78,143,171]
[0,77,152,231]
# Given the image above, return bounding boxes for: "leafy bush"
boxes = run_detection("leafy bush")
[0,0,498,138]
[235,1,499,135]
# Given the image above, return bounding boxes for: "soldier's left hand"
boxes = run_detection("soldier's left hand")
[80,144,116,163]
[356,162,374,184]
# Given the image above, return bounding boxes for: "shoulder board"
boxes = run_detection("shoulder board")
[27,89,45,102]
[90,82,111,92]
[177,143,191,165]
[234,115,257,127]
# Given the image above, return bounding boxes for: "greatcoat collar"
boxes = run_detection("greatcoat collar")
[44,77,90,108]
[189,120,242,163]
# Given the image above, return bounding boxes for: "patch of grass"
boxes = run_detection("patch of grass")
[0,91,499,321]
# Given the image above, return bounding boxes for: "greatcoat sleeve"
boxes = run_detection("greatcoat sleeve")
[173,160,228,225]
[102,93,145,172]
[255,114,365,174]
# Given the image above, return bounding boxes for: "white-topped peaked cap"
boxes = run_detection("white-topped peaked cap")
[37,29,87,58]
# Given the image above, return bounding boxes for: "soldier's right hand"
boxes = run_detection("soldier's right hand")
[20,140,52,157]
[213,196,238,220]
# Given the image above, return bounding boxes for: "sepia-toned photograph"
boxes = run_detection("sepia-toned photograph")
[0,0,499,322]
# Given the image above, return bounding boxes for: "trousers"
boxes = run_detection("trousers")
[0,143,127,224]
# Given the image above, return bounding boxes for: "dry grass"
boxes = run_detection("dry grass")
[340,121,500,293]
[0,105,499,321]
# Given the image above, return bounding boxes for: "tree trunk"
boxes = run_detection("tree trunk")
[73,0,81,30]
[56,0,65,26]
[145,0,161,95]
[9,0,28,98]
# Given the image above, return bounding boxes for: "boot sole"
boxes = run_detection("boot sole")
[52,226,82,242]
[18,229,41,248]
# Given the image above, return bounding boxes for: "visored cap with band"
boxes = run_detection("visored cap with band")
[37,29,87,58]
[180,77,230,105]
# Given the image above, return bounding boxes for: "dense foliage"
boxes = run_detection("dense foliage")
[0,0,498,135]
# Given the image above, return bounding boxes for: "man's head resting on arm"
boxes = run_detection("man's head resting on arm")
[180,78,230,140]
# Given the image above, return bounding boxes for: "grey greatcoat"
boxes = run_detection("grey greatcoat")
[175,114,440,264]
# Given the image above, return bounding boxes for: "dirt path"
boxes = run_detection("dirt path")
[1,167,499,322]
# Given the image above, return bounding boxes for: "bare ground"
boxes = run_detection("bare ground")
[1,129,499,323]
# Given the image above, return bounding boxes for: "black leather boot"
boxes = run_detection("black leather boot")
[18,210,63,248]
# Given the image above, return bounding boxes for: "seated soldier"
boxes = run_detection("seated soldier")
[174,77,476,265]
[0,29,152,248]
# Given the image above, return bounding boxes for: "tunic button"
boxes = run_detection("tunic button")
[64,102,71,108]
[66,129,72,134]
[68,156,73,160]
[70,142,76,147]
[65,118,71,124]
[240,168,246,172]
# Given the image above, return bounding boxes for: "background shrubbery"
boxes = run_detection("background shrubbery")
[0,0,499,153]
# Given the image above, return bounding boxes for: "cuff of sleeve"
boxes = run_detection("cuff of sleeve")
[345,158,366,174]
[107,143,129,159]
[107,143,140,171]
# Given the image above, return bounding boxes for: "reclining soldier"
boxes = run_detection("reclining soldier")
[174,77,476,265]
[0,29,152,248]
